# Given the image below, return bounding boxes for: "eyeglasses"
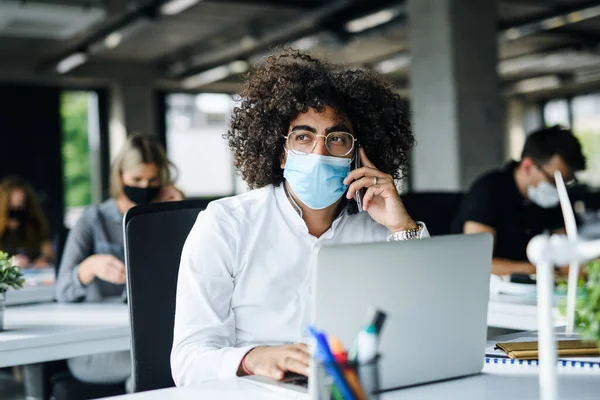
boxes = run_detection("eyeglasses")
[536,164,578,187]
[284,130,357,157]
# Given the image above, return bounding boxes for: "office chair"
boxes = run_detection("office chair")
[124,199,211,393]
[401,192,464,235]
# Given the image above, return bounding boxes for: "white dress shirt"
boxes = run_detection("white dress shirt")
[171,184,429,386]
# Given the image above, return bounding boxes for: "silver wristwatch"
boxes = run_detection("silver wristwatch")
[387,222,425,242]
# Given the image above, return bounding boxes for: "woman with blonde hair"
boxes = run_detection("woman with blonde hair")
[0,176,54,267]
[55,133,182,388]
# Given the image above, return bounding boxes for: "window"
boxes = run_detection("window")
[60,91,102,228]
[165,93,248,197]
[572,94,600,188]
[542,95,600,188]
[543,99,570,128]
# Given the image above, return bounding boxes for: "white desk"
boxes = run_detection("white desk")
[100,369,600,400]
[0,302,130,368]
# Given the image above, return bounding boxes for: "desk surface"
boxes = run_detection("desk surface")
[0,302,130,367]
[0,297,556,368]
[101,370,600,400]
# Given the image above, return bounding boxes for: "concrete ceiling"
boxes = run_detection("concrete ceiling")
[1,0,600,97]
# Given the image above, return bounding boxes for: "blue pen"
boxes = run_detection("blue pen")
[307,326,356,400]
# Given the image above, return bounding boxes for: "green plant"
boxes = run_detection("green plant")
[576,259,600,346]
[0,251,24,293]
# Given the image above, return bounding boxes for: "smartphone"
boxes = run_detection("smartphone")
[354,147,365,212]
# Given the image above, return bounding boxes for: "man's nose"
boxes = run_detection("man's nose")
[313,136,329,156]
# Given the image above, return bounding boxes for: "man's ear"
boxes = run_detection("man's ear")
[280,151,287,170]
[520,157,535,174]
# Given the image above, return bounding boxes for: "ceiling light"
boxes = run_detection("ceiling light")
[503,28,522,41]
[289,35,320,50]
[56,52,87,74]
[160,0,200,16]
[88,18,151,53]
[568,5,600,23]
[376,53,411,74]
[512,75,561,94]
[345,9,398,33]
[182,65,229,89]
[104,32,122,49]
[228,60,249,74]
[541,16,566,30]
[181,60,248,89]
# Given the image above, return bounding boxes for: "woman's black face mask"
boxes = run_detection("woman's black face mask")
[123,185,161,205]
[8,209,25,221]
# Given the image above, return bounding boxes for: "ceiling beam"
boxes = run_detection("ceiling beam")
[499,0,600,29]
[203,0,326,9]
[161,0,358,78]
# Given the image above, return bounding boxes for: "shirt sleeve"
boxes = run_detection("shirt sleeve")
[54,207,96,303]
[456,175,500,230]
[171,204,252,386]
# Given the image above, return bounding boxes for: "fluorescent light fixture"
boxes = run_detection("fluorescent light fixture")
[229,60,249,74]
[345,9,398,33]
[56,52,87,74]
[376,53,411,74]
[567,5,600,23]
[88,18,151,53]
[160,0,200,16]
[181,60,249,89]
[513,75,561,94]
[104,32,122,49]
[503,28,522,40]
[541,16,566,30]
[289,35,320,50]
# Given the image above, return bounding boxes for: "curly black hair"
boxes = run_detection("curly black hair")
[226,49,414,213]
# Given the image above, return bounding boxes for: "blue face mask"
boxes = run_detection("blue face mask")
[283,152,352,210]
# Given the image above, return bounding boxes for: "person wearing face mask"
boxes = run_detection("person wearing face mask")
[452,125,586,277]
[55,133,182,389]
[0,176,54,268]
[171,50,429,386]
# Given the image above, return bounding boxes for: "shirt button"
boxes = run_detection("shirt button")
[307,286,313,295]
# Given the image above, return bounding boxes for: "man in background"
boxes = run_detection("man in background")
[453,125,586,277]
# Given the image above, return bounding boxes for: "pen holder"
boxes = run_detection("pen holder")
[313,356,381,400]
[354,356,381,400]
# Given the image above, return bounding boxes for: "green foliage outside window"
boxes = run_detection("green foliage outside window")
[574,130,600,187]
[60,92,92,207]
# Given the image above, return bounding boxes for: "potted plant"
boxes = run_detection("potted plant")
[0,251,24,331]
[576,259,600,346]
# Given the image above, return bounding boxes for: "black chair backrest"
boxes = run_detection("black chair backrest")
[401,192,464,236]
[124,199,210,393]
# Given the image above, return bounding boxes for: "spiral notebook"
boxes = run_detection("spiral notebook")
[484,357,600,375]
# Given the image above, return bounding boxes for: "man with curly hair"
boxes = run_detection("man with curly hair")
[171,50,429,386]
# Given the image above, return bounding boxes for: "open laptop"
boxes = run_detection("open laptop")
[245,233,493,396]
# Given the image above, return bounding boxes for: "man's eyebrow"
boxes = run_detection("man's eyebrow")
[325,124,351,134]
[290,125,316,133]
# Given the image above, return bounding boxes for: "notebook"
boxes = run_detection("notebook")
[496,340,600,360]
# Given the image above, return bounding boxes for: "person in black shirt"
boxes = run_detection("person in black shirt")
[452,125,586,276]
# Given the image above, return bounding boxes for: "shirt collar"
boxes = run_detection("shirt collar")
[273,183,347,239]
